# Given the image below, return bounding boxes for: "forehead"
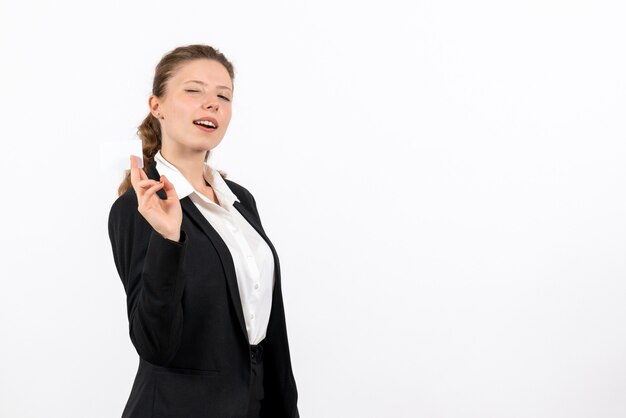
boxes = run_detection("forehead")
[170,59,232,89]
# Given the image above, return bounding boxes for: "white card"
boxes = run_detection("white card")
[99,139,143,172]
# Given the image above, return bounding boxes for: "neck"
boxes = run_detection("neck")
[160,143,210,191]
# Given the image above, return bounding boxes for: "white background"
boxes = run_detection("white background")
[1,1,625,417]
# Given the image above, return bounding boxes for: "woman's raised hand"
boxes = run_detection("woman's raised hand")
[130,155,183,242]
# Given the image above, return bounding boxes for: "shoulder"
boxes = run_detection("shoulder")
[109,187,138,222]
[108,187,151,234]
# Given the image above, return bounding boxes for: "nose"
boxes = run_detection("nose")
[203,98,219,111]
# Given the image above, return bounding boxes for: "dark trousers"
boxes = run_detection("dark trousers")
[247,343,264,418]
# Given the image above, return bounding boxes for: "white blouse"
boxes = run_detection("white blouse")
[154,151,274,345]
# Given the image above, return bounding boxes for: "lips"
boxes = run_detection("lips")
[193,117,218,131]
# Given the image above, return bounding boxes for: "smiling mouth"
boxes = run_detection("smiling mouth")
[193,120,217,129]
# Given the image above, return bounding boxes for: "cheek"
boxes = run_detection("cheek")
[167,103,195,127]
[174,98,195,113]
[221,109,233,124]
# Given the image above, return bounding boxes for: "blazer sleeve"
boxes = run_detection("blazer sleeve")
[107,190,187,366]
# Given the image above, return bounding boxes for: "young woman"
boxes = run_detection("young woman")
[108,44,299,418]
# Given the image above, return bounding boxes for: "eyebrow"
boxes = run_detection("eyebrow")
[184,80,232,91]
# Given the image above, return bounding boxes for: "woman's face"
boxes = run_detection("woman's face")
[150,59,233,156]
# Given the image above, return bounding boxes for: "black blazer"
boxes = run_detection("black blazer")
[108,160,299,418]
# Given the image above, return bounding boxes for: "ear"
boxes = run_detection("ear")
[148,95,162,119]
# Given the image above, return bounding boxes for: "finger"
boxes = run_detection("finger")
[130,155,148,186]
[131,179,159,199]
[138,181,164,206]
[160,175,179,200]
[136,179,160,190]
[130,155,140,185]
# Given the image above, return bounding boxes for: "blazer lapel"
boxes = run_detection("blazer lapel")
[180,198,249,343]
[147,160,249,343]
[232,201,262,233]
